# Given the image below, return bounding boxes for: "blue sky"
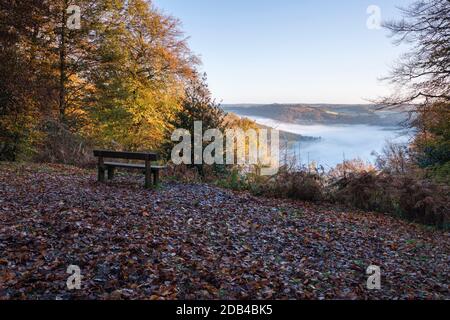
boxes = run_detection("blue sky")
[153,0,413,104]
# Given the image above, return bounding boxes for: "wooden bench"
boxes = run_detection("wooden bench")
[93,150,165,188]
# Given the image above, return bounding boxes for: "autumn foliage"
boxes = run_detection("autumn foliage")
[0,0,199,162]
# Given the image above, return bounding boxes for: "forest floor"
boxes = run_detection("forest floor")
[0,162,448,300]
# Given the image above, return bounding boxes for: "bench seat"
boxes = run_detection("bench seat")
[104,162,145,169]
[104,162,166,171]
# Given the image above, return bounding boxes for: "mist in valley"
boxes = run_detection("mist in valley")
[241,115,412,169]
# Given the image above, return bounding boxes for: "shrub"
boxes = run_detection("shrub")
[217,166,323,202]
[425,161,450,184]
[397,178,449,228]
[373,142,411,175]
[164,163,201,183]
[332,171,449,229]
[34,120,95,167]
[259,169,323,201]
[330,172,399,213]
[216,168,250,191]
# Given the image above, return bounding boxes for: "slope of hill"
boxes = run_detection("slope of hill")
[224,112,320,142]
[0,162,448,299]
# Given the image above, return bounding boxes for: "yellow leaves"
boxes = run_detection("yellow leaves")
[223,113,259,131]
[74,0,198,153]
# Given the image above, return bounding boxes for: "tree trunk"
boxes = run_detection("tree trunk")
[59,1,67,122]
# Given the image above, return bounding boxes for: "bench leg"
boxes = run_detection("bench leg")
[98,166,105,183]
[145,160,152,189]
[107,167,115,180]
[98,156,105,183]
[153,169,160,186]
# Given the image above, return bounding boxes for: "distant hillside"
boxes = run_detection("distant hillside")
[224,112,320,143]
[222,104,410,127]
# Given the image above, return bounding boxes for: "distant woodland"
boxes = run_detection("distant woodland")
[222,104,410,126]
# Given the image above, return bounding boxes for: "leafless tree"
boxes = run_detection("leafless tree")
[380,0,450,108]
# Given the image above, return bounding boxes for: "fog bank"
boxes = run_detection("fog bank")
[246,116,412,169]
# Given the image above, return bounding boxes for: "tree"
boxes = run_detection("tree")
[1,0,199,161]
[381,0,450,181]
[413,101,450,182]
[0,0,101,160]
[0,1,54,160]
[381,0,450,105]
[166,74,225,175]
[88,0,198,151]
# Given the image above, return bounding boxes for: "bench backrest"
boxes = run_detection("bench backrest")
[93,150,159,161]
